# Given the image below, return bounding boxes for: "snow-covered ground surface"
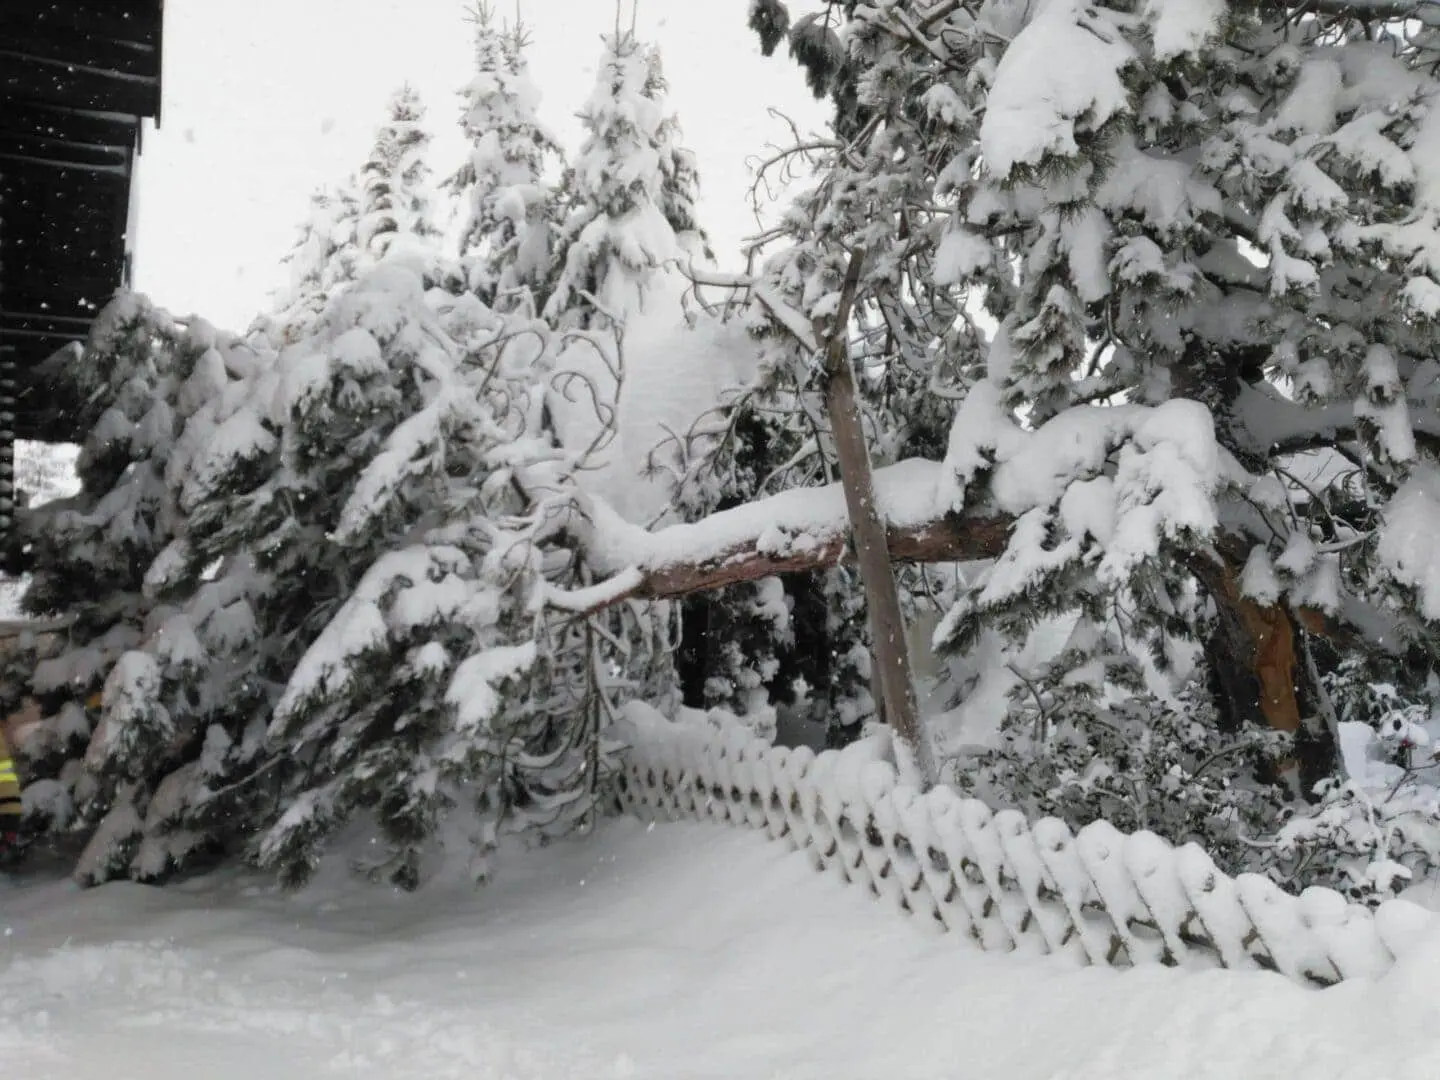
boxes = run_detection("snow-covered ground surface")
[4,818,1440,1079]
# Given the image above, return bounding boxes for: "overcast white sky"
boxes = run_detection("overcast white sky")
[130,0,827,331]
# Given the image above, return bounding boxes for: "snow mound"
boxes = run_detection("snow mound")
[616,706,1428,988]
[7,814,1440,1079]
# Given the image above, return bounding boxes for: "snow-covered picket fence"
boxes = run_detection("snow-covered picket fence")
[613,704,1435,989]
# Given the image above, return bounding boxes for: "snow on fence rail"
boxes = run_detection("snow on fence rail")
[613,704,1435,989]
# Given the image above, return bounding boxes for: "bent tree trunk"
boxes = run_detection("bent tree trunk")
[815,250,935,788]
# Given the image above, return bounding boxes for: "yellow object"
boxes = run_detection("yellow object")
[0,728,20,819]
[86,691,104,710]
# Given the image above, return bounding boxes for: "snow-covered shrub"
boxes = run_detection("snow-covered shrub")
[1319,651,1431,738]
[953,634,1292,875]
[667,377,876,740]
[1269,776,1440,908]
[1261,712,1440,905]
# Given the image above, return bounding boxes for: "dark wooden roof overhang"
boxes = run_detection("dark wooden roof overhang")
[1,1,165,445]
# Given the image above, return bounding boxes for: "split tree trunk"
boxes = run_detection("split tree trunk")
[1184,545,1343,790]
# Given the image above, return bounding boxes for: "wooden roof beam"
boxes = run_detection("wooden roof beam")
[0,150,129,176]
[2,52,160,117]
[0,311,100,334]
[0,103,140,162]
[0,32,159,79]
[0,326,85,343]
[0,3,162,49]
[0,127,132,162]
[0,284,117,317]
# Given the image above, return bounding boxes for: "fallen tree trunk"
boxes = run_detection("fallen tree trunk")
[577,459,1009,612]
[607,512,1011,609]
[577,459,1351,779]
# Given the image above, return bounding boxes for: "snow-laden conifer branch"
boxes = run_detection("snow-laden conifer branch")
[1233,382,1440,463]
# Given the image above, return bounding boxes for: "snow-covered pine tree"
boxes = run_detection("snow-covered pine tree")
[69,77,650,889]
[738,1,1440,839]
[70,313,285,887]
[253,183,363,348]
[738,1,1257,798]
[238,255,569,889]
[533,26,713,755]
[446,3,564,311]
[666,1,989,746]
[640,42,712,266]
[133,228,625,889]
[255,251,649,887]
[50,88,463,885]
[358,85,445,269]
[8,295,246,867]
[254,87,449,355]
[541,25,710,472]
[543,28,702,331]
[935,0,1440,794]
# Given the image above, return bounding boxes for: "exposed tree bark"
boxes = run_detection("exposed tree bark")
[1187,550,1308,737]
[1183,544,1342,787]
[812,249,936,786]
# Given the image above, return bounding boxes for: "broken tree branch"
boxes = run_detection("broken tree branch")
[568,452,1368,787]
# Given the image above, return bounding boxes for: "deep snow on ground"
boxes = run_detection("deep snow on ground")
[4,819,1440,1080]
